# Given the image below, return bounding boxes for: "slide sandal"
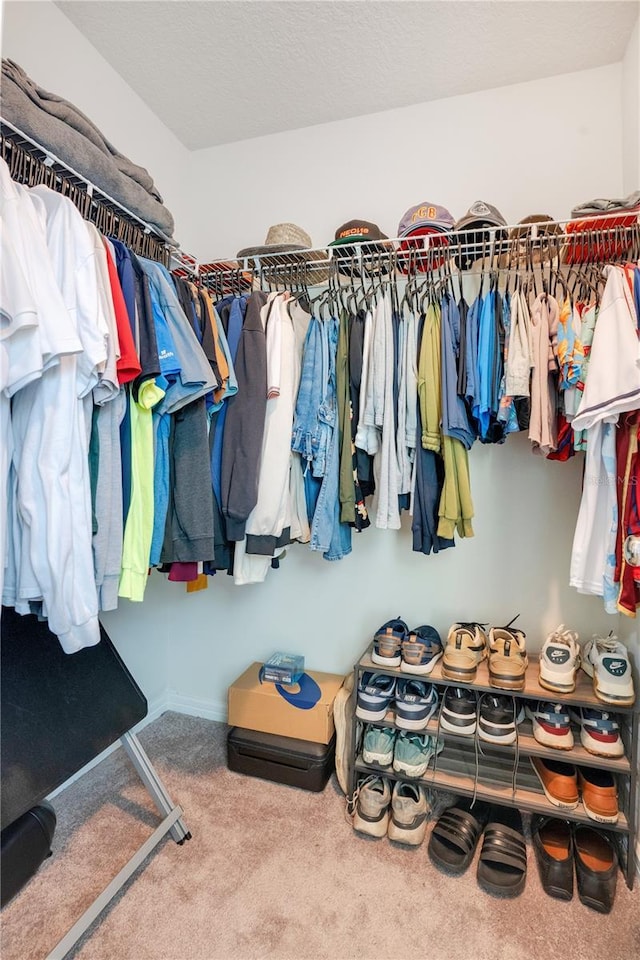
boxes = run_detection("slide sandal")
[428,798,491,875]
[477,806,527,897]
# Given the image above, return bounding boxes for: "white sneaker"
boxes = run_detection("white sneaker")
[387,781,430,845]
[539,625,580,694]
[582,635,635,707]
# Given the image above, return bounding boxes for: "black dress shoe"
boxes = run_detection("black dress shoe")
[531,815,573,901]
[573,825,618,914]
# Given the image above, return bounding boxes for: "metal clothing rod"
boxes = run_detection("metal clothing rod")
[44,731,190,960]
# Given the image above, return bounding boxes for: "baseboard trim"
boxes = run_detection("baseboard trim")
[46,695,167,800]
[166,691,227,723]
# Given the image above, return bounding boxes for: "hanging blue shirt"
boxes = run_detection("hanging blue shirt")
[476,289,497,438]
[464,294,481,433]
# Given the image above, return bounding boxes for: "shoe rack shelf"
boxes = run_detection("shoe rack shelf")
[364,713,632,774]
[357,649,638,713]
[348,644,639,889]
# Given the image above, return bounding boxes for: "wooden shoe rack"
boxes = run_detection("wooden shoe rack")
[348,645,639,889]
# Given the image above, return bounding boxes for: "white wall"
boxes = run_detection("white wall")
[164,64,624,717]
[0,3,632,720]
[1,0,199,253]
[622,16,640,194]
[188,64,623,260]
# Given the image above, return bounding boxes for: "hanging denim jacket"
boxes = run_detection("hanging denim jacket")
[291,315,330,477]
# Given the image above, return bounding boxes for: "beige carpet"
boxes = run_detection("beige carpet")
[1,712,639,960]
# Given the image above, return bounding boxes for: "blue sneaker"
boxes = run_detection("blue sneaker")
[372,617,409,667]
[401,625,443,675]
[356,672,396,722]
[395,679,439,730]
[393,731,444,778]
[362,725,396,768]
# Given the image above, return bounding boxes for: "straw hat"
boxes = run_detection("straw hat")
[236,223,330,285]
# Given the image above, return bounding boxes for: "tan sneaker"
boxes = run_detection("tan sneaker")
[387,781,430,845]
[351,776,391,838]
[442,622,488,682]
[488,621,528,691]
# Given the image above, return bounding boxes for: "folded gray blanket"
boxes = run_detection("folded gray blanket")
[1,58,175,239]
[571,191,640,217]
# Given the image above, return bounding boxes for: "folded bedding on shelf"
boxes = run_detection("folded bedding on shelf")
[1,58,175,239]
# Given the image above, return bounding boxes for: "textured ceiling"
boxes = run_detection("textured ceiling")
[55,1,638,151]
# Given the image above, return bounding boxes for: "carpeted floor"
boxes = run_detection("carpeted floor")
[1,712,639,960]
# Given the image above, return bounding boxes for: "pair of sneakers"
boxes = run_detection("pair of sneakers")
[442,618,528,691]
[356,673,439,730]
[351,775,430,845]
[440,687,524,745]
[528,701,624,758]
[539,626,635,707]
[362,724,444,778]
[371,618,443,675]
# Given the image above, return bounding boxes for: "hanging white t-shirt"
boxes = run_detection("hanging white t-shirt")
[8,184,100,653]
[0,161,82,368]
[30,186,108,398]
[572,266,640,432]
[570,266,640,599]
[0,224,41,607]
[89,225,121,403]
[1,161,83,617]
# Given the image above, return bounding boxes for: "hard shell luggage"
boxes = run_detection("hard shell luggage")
[227,726,336,792]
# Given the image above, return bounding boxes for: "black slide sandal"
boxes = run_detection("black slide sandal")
[477,806,527,897]
[428,798,491,875]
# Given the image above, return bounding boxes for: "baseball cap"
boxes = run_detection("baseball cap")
[453,200,508,271]
[329,219,389,247]
[397,202,455,272]
[398,203,455,238]
[328,219,391,276]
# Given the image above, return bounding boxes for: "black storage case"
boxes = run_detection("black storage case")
[227,727,335,792]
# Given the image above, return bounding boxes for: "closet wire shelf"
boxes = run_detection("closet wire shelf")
[0,117,176,266]
[199,212,640,290]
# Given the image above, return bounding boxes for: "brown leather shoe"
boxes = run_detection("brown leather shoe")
[530,756,579,809]
[577,767,619,824]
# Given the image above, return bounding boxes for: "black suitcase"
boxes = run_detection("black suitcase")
[1,801,57,907]
[227,727,335,792]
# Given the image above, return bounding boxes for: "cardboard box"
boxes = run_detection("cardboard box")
[227,663,346,744]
